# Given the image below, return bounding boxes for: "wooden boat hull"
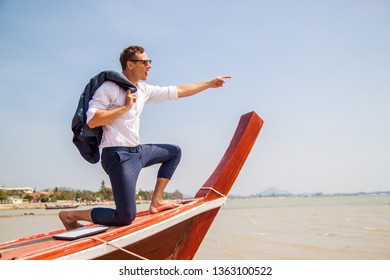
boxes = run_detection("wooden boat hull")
[0,111,264,260]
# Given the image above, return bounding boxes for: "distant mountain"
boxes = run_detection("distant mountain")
[257,187,290,197]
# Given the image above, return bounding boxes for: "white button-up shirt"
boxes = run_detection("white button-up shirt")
[86,81,178,148]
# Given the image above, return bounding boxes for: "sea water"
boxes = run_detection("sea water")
[196,195,390,259]
[1,195,389,260]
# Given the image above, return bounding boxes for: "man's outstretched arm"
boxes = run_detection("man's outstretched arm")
[177,75,231,98]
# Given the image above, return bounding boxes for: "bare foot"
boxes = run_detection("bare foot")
[149,201,180,214]
[59,211,84,231]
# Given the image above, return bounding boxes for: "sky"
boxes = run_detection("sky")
[0,0,389,196]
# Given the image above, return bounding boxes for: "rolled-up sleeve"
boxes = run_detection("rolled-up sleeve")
[86,82,117,123]
[144,84,178,103]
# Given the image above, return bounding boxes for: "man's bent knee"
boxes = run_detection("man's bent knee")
[116,212,136,226]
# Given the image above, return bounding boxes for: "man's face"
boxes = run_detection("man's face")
[131,52,152,81]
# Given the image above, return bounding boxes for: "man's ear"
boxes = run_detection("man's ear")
[126,60,133,70]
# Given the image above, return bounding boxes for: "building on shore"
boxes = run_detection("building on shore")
[0,187,35,194]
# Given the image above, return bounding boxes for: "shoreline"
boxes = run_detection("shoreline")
[0,201,116,211]
[0,200,156,211]
[1,194,388,211]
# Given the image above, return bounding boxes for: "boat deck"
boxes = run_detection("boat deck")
[0,198,209,260]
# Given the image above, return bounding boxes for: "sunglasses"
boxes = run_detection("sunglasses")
[130,59,152,66]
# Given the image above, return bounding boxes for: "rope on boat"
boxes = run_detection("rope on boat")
[86,236,149,260]
[199,187,227,198]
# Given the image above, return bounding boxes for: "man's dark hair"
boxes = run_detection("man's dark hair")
[120,45,145,70]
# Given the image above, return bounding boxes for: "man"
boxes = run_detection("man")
[60,45,231,230]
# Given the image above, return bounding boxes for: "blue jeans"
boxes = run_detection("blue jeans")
[91,144,181,226]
